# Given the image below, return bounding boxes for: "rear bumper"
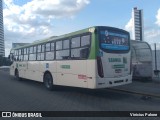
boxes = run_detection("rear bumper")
[95,74,132,89]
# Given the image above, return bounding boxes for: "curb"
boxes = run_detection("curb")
[108,88,160,99]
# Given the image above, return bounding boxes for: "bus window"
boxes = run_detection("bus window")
[46,51,55,60]
[71,37,80,48]
[42,45,45,52]
[29,54,36,61]
[24,48,27,55]
[29,47,33,54]
[71,48,88,59]
[81,35,90,47]
[46,43,51,52]
[56,41,62,50]
[56,50,69,60]
[51,42,55,51]
[63,40,69,49]
[23,48,28,61]
[38,45,41,53]
[24,54,28,61]
[34,46,37,53]
[37,45,45,61]
[80,47,89,58]
[18,49,22,61]
[29,46,36,61]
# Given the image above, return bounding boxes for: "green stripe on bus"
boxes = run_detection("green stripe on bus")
[61,65,71,69]
[112,64,125,69]
[88,28,97,59]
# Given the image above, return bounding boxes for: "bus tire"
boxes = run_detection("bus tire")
[15,69,21,81]
[44,72,54,91]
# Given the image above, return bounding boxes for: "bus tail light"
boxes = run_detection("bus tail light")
[97,56,104,78]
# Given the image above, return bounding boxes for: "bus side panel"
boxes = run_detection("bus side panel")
[86,60,96,89]
[10,62,16,76]
[56,60,88,88]
[42,61,57,83]
[25,61,40,81]
[18,62,26,78]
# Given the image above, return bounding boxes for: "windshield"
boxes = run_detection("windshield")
[99,29,130,53]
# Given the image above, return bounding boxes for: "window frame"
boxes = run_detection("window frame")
[28,46,37,61]
[36,44,45,61]
[55,38,70,60]
[45,42,55,61]
[70,32,91,60]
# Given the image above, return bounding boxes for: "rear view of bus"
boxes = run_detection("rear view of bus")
[96,26,132,88]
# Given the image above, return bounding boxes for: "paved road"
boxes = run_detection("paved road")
[0,68,160,120]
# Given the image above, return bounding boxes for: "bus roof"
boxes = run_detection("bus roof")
[11,26,128,50]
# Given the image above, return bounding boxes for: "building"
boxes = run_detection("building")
[132,7,144,41]
[0,0,4,56]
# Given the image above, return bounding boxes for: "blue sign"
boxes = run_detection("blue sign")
[101,43,129,50]
[100,31,128,38]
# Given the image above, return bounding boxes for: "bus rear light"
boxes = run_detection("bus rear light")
[97,56,104,78]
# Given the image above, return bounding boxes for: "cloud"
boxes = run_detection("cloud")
[125,17,160,45]
[156,8,160,26]
[125,18,133,39]
[125,18,133,32]
[144,29,160,43]
[3,0,90,56]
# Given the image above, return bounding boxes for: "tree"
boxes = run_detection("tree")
[0,55,12,66]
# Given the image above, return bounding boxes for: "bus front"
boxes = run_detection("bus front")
[96,26,132,88]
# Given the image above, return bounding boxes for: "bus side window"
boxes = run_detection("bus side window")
[18,49,21,61]
[80,34,91,59]
[80,47,89,58]
[14,50,18,61]
[46,43,55,60]
[29,46,36,61]
[41,45,45,60]
[71,34,90,59]
[56,41,62,51]
[71,37,80,48]
[24,48,28,61]
[81,35,90,47]
[63,40,69,49]
[46,43,51,52]
[71,37,80,59]
[56,50,69,60]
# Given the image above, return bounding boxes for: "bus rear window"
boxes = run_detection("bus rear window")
[99,30,129,52]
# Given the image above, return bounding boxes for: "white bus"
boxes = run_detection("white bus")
[9,26,132,90]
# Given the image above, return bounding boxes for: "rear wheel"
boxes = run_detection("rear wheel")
[44,73,54,91]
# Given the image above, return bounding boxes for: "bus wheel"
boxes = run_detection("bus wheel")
[44,73,53,91]
[15,70,21,81]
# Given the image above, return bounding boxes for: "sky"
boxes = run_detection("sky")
[3,0,160,56]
